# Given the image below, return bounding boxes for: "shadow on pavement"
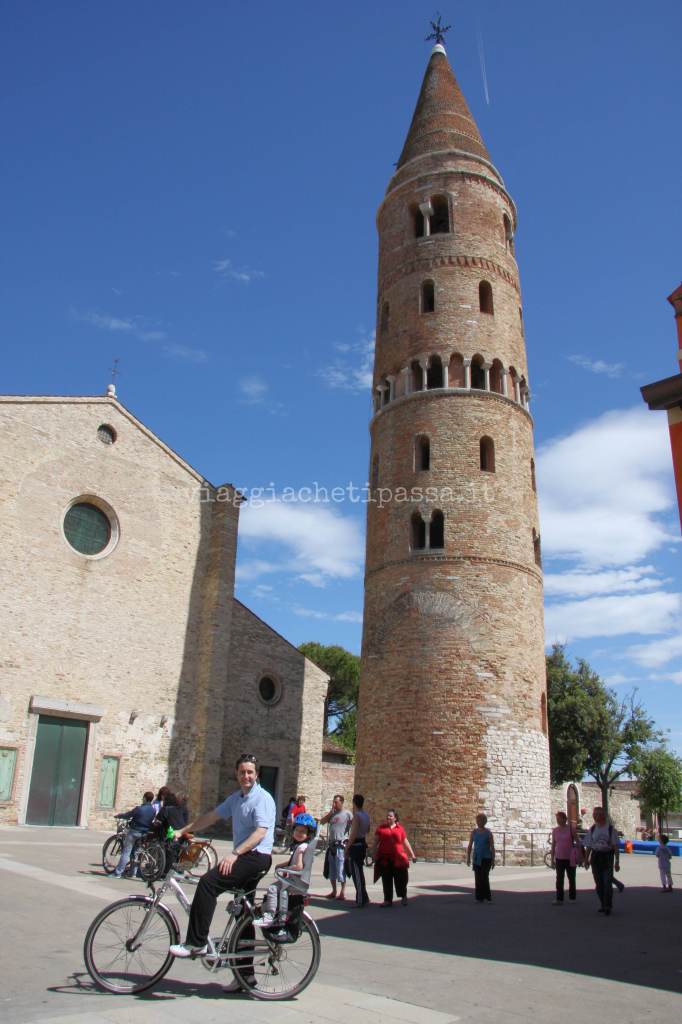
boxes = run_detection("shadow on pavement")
[308,884,682,995]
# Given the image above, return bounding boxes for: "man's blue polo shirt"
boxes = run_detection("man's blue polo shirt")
[214,783,276,854]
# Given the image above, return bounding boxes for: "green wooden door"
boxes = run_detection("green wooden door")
[26,716,87,825]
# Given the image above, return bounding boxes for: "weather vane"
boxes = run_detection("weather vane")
[426,12,451,47]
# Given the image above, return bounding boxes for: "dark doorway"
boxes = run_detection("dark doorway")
[260,765,279,810]
[26,716,87,825]
[567,783,579,827]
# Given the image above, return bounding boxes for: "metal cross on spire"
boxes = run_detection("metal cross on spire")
[425,12,451,47]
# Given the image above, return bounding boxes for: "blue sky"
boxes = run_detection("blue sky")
[2,2,681,752]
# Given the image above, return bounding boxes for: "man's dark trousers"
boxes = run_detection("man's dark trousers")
[348,841,368,906]
[591,851,614,911]
[186,851,271,946]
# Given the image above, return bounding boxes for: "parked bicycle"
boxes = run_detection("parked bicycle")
[102,819,216,881]
[101,821,165,881]
[84,837,321,999]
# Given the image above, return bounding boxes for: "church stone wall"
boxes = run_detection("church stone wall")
[0,397,238,827]
[221,601,328,818]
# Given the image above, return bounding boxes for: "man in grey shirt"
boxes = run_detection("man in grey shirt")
[320,793,352,900]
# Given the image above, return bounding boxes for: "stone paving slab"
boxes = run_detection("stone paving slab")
[1,826,681,1024]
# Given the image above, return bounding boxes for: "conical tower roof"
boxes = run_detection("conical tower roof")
[396,45,491,169]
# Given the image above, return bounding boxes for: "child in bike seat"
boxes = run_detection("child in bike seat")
[256,813,317,935]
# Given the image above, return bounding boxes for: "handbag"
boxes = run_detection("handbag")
[569,829,583,867]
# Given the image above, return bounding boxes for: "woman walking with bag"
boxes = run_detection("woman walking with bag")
[372,809,416,907]
[551,810,582,904]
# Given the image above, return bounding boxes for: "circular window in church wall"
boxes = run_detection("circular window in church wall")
[62,496,119,558]
[258,675,282,706]
[97,423,117,445]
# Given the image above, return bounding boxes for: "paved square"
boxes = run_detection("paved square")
[1,826,680,1023]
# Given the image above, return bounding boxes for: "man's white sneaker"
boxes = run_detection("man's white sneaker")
[169,942,208,958]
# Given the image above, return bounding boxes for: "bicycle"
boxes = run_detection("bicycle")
[84,838,321,1000]
[101,820,166,881]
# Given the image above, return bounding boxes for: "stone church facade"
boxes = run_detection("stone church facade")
[0,393,328,828]
[355,43,551,832]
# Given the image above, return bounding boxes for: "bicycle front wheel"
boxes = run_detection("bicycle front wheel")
[228,911,321,1000]
[102,835,123,874]
[84,896,179,994]
[186,846,213,879]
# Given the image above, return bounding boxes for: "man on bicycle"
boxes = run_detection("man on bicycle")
[113,790,156,878]
[169,753,276,983]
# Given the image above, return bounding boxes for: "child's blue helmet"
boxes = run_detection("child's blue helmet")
[293,812,317,830]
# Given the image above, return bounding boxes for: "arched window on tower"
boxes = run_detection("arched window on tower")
[426,354,443,389]
[429,510,445,549]
[415,435,430,471]
[411,511,426,550]
[448,353,464,387]
[413,205,426,238]
[471,354,485,390]
[480,436,495,473]
[430,196,449,234]
[410,359,423,392]
[421,280,435,314]
[532,528,542,567]
[479,280,494,315]
[380,301,390,336]
[490,359,504,394]
[503,213,514,255]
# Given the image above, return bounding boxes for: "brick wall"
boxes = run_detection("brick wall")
[222,600,328,818]
[355,48,550,834]
[0,396,239,827]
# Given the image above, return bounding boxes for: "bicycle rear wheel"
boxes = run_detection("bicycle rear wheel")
[138,842,167,882]
[228,910,321,1000]
[102,835,123,874]
[84,896,179,994]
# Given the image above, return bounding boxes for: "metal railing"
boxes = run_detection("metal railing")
[408,827,552,866]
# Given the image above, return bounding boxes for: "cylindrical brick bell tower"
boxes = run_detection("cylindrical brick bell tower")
[354,42,551,837]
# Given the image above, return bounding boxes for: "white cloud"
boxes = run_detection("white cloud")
[235,559,281,582]
[568,355,625,378]
[543,566,661,598]
[537,407,677,567]
[544,591,681,645]
[164,343,208,363]
[239,376,269,403]
[238,500,363,582]
[214,258,264,283]
[71,308,207,363]
[293,605,363,623]
[320,332,375,393]
[627,634,682,669]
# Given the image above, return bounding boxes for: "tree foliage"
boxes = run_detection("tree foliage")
[546,644,662,816]
[635,747,682,826]
[298,642,360,736]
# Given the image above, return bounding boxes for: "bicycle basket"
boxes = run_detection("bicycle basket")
[176,840,209,868]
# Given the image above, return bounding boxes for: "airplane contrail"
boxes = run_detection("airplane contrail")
[477,30,490,106]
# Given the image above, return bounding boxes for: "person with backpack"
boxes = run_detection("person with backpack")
[583,806,620,915]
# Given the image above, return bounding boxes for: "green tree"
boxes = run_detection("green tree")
[298,642,360,736]
[546,644,662,817]
[635,747,682,829]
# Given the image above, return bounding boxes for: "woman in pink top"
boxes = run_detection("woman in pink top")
[551,811,582,904]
